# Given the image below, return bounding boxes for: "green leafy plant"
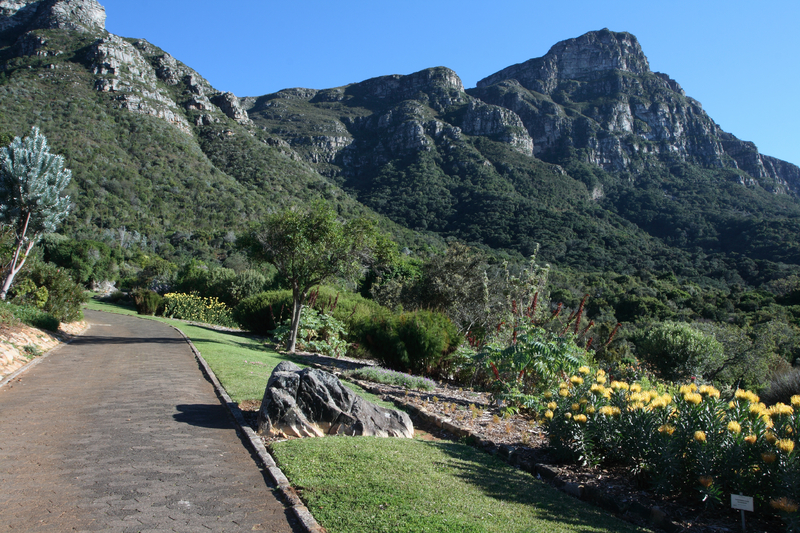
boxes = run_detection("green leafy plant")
[271,306,348,358]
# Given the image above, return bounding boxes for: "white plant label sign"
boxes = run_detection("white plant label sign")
[731,494,753,512]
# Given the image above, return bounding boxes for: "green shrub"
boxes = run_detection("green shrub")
[174,261,269,307]
[0,302,59,331]
[632,322,724,382]
[11,260,86,322]
[233,286,385,337]
[356,309,462,376]
[272,306,348,358]
[132,288,163,316]
[163,292,237,328]
[233,290,293,335]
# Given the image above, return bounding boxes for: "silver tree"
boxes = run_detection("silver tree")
[0,127,71,300]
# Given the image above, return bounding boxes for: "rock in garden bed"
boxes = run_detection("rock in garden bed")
[257,361,414,439]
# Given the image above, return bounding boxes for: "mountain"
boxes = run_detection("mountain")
[2,1,800,288]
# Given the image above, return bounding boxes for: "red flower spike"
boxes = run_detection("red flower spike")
[490,361,500,380]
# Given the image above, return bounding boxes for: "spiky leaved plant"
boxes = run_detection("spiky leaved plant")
[0,127,71,300]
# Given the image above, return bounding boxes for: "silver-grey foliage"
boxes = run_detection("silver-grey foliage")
[0,126,71,299]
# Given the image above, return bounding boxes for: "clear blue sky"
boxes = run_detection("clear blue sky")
[101,0,799,166]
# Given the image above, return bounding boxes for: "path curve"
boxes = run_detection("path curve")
[0,310,300,532]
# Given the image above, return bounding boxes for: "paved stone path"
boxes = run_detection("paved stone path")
[0,310,300,532]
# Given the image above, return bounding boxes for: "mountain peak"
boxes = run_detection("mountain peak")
[0,0,106,35]
[477,29,649,93]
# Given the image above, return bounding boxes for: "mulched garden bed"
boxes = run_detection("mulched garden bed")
[238,350,785,533]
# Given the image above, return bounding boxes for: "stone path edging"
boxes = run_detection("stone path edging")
[351,379,683,533]
[166,324,326,533]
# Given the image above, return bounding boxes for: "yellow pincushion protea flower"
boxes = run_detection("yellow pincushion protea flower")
[679,383,698,394]
[547,402,557,411]
[610,381,629,391]
[735,389,759,403]
[543,391,553,399]
[658,424,676,436]
[595,369,606,384]
[586,406,596,415]
[629,383,642,393]
[791,395,800,407]
[776,439,795,454]
[573,414,588,423]
[578,366,591,375]
[558,389,569,397]
[544,410,554,420]
[769,403,794,417]
[570,375,584,386]
[698,384,720,398]
[599,406,615,417]
[765,431,778,444]
[571,403,581,412]
[727,421,742,434]
[590,383,605,395]
[744,434,758,445]
[694,431,707,443]
[684,392,703,405]
[771,497,799,513]
[564,412,572,420]
[579,398,588,405]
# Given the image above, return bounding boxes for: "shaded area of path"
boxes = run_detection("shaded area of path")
[0,310,299,532]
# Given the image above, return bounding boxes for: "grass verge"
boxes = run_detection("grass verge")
[271,436,647,533]
[87,298,648,533]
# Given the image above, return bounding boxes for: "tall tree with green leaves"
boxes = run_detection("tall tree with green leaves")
[250,202,393,352]
[0,127,72,300]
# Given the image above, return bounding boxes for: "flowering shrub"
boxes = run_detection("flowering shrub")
[542,370,799,525]
[163,292,237,328]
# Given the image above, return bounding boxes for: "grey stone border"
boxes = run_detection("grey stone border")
[167,324,326,533]
[351,379,683,533]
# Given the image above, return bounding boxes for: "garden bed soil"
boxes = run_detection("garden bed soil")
[239,349,785,533]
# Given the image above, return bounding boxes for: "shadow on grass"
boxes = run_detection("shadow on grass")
[427,440,644,532]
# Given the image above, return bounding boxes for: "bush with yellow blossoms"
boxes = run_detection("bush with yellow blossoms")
[163,292,238,328]
[541,371,799,526]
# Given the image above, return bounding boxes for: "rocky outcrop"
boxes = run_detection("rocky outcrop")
[471,29,800,194]
[0,0,105,35]
[460,100,533,155]
[347,67,466,112]
[257,361,414,439]
[86,35,192,133]
[477,29,648,93]
[210,92,250,124]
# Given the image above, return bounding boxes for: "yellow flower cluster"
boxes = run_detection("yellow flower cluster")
[776,439,795,454]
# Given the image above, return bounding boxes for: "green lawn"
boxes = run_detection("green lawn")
[86,299,647,533]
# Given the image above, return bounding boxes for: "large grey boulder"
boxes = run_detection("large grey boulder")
[257,361,414,439]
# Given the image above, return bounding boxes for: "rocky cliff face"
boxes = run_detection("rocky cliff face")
[471,29,800,194]
[0,0,105,34]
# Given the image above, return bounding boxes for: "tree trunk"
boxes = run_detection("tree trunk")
[286,286,306,353]
[0,217,34,301]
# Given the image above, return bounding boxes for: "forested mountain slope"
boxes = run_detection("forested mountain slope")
[2,1,800,289]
